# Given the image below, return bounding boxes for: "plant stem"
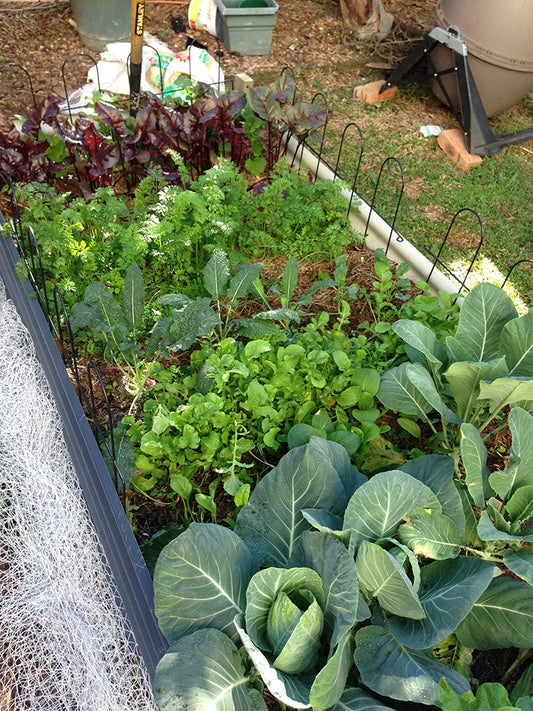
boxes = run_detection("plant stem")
[477,405,504,436]
[460,545,503,563]
[440,415,451,450]
[423,414,438,435]
[482,420,508,441]
[500,647,533,685]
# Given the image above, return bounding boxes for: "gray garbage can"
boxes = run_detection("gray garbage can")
[71,0,132,52]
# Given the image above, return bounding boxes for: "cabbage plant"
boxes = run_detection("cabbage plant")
[152,435,533,710]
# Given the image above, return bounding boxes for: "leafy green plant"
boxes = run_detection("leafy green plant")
[15,183,145,307]
[245,72,328,174]
[356,249,460,368]
[152,439,369,711]
[1,77,327,197]
[439,678,533,711]
[377,282,533,449]
[509,663,533,705]
[148,248,361,351]
[151,436,533,710]
[16,157,357,309]
[199,249,301,339]
[239,160,356,262]
[70,262,152,399]
[457,408,533,575]
[70,262,218,402]
[252,254,332,319]
[125,312,384,510]
[264,253,361,331]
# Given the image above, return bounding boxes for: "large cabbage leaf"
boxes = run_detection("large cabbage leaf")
[387,556,494,648]
[154,628,267,711]
[378,362,459,423]
[356,541,425,620]
[445,358,508,422]
[235,615,312,709]
[397,508,461,560]
[328,688,396,711]
[309,631,354,711]
[235,438,350,567]
[460,423,491,508]
[489,407,533,500]
[398,454,465,536]
[354,626,471,705]
[501,307,533,376]
[446,282,517,362]
[153,522,252,644]
[478,378,533,418]
[343,469,441,546]
[455,575,533,649]
[392,319,448,380]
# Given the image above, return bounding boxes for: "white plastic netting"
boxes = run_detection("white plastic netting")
[0,279,158,711]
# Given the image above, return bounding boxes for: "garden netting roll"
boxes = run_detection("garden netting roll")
[0,278,157,711]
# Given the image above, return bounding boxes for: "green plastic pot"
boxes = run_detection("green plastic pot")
[213,0,279,56]
[71,0,132,52]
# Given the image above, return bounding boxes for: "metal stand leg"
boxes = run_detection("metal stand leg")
[380,26,533,156]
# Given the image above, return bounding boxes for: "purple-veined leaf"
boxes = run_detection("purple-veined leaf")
[94,100,128,136]
[286,102,327,136]
[248,86,283,122]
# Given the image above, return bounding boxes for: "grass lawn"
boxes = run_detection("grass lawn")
[282,62,533,306]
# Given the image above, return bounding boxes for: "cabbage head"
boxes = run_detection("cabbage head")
[246,567,325,675]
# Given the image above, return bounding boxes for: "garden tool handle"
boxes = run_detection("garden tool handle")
[130,0,146,114]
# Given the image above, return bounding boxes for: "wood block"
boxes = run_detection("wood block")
[354,80,397,104]
[437,128,483,171]
[233,73,254,92]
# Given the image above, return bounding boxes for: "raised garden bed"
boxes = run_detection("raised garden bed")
[1,72,532,711]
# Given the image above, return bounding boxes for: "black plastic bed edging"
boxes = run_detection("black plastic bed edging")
[0,220,167,680]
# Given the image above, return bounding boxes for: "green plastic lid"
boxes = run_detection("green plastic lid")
[238,0,269,7]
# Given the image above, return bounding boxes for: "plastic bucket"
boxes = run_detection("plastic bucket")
[433,0,533,116]
[70,0,131,52]
[188,0,219,36]
[213,0,279,55]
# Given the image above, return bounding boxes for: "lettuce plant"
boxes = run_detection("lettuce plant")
[151,436,533,710]
[127,316,381,508]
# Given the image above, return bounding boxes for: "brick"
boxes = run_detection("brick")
[354,80,397,104]
[437,128,483,171]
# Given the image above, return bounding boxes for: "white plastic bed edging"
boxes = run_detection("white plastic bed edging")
[285,137,460,297]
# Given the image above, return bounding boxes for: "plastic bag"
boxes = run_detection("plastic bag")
[86,33,224,100]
